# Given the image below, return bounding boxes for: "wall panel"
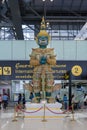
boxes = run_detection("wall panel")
[0,41,12,60]
[77,41,87,60]
[0,40,87,60]
[51,40,64,60]
[63,41,77,60]
[12,40,26,60]
[26,41,38,60]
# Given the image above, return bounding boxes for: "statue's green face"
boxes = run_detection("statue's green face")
[38,36,48,48]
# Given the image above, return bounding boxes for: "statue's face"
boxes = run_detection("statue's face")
[38,36,48,48]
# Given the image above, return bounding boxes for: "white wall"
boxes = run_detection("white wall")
[0,40,87,60]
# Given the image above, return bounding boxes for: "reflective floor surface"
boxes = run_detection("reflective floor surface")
[0,108,87,130]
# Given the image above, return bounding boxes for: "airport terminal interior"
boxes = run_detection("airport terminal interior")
[0,0,87,130]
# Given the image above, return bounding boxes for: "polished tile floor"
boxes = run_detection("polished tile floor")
[0,108,87,130]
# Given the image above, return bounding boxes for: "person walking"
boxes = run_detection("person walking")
[83,93,87,108]
[63,94,68,110]
[55,93,60,102]
[2,93,8,109]
[29,92,34,102]
[0,94,2,109]
[22,93,26,109]
[18,93,22,104]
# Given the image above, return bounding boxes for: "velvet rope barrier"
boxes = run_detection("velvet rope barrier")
[18,106,43,114]
[46,106,70,114]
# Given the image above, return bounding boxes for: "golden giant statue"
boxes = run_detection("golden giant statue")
[25,17,59,103]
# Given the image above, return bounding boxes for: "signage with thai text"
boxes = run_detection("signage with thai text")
[0,60,87,80]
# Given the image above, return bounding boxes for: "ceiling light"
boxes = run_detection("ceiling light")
[42,0,45,1]
[46,22,49,27]
[2,0,5,3]
[47,22,49,25]
[50,0,53,2]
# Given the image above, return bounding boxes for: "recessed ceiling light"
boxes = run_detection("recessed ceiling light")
[47,22,49,25]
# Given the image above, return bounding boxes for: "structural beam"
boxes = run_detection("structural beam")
[8,0,24,40]
[70,0,73,10]
[68,71,72,108]
[60,0,64,10]
[29,7,41,19]
[79,0,84,11]
[0,22,13,27]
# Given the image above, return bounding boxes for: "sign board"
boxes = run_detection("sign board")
[0,60,87,80]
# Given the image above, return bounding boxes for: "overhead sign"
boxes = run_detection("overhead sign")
[0,60,87,80]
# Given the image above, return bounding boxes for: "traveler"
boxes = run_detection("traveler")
[2,93,8,109]
[63,94,68,110]
[18,93,22,104]
[29,92,34,102]
[83,93,87,106]
[22,93,26,109]
[0,94,2,109]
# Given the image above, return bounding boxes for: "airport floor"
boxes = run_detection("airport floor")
[0,108,87,130]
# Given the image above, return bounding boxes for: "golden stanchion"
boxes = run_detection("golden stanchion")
[17,104,21,117]
[41,73,47,122]
[71,103,75,121]
[65,110,70,117]
[16,103,24,118]
[42,101,47,122]
[12,105,18,122]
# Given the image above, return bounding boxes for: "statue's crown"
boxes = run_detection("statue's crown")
[40,17,46,30]
[36,17,50,43]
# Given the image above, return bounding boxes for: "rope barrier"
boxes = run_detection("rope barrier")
[17,104,71,115]
[46,106,70,114]
[15,92,83,116]
[12,103,75,122]
[18,106,43,113]
[12,93,84,121]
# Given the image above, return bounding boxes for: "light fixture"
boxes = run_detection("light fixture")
[2,0,5,3]
[47,22,49,25]
[42,0,54,1]
[46,22,50,27]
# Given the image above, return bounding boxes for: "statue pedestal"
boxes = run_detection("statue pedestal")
[24,102,63,119]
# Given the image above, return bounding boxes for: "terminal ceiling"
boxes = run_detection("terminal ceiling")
[0,0,87,39]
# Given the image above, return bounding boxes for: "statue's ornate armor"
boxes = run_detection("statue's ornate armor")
[26,17,57,102]
[30,48,56,66]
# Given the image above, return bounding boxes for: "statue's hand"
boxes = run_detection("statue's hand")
[30,58,40,66]
[40,56,47,64]
[47,57,56,65]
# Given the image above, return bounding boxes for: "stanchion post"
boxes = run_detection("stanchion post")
[65,109,70,117]
[42,100,47,122]
[12,104,18,122]
[16,103,24,118]
[71,103,75,121]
